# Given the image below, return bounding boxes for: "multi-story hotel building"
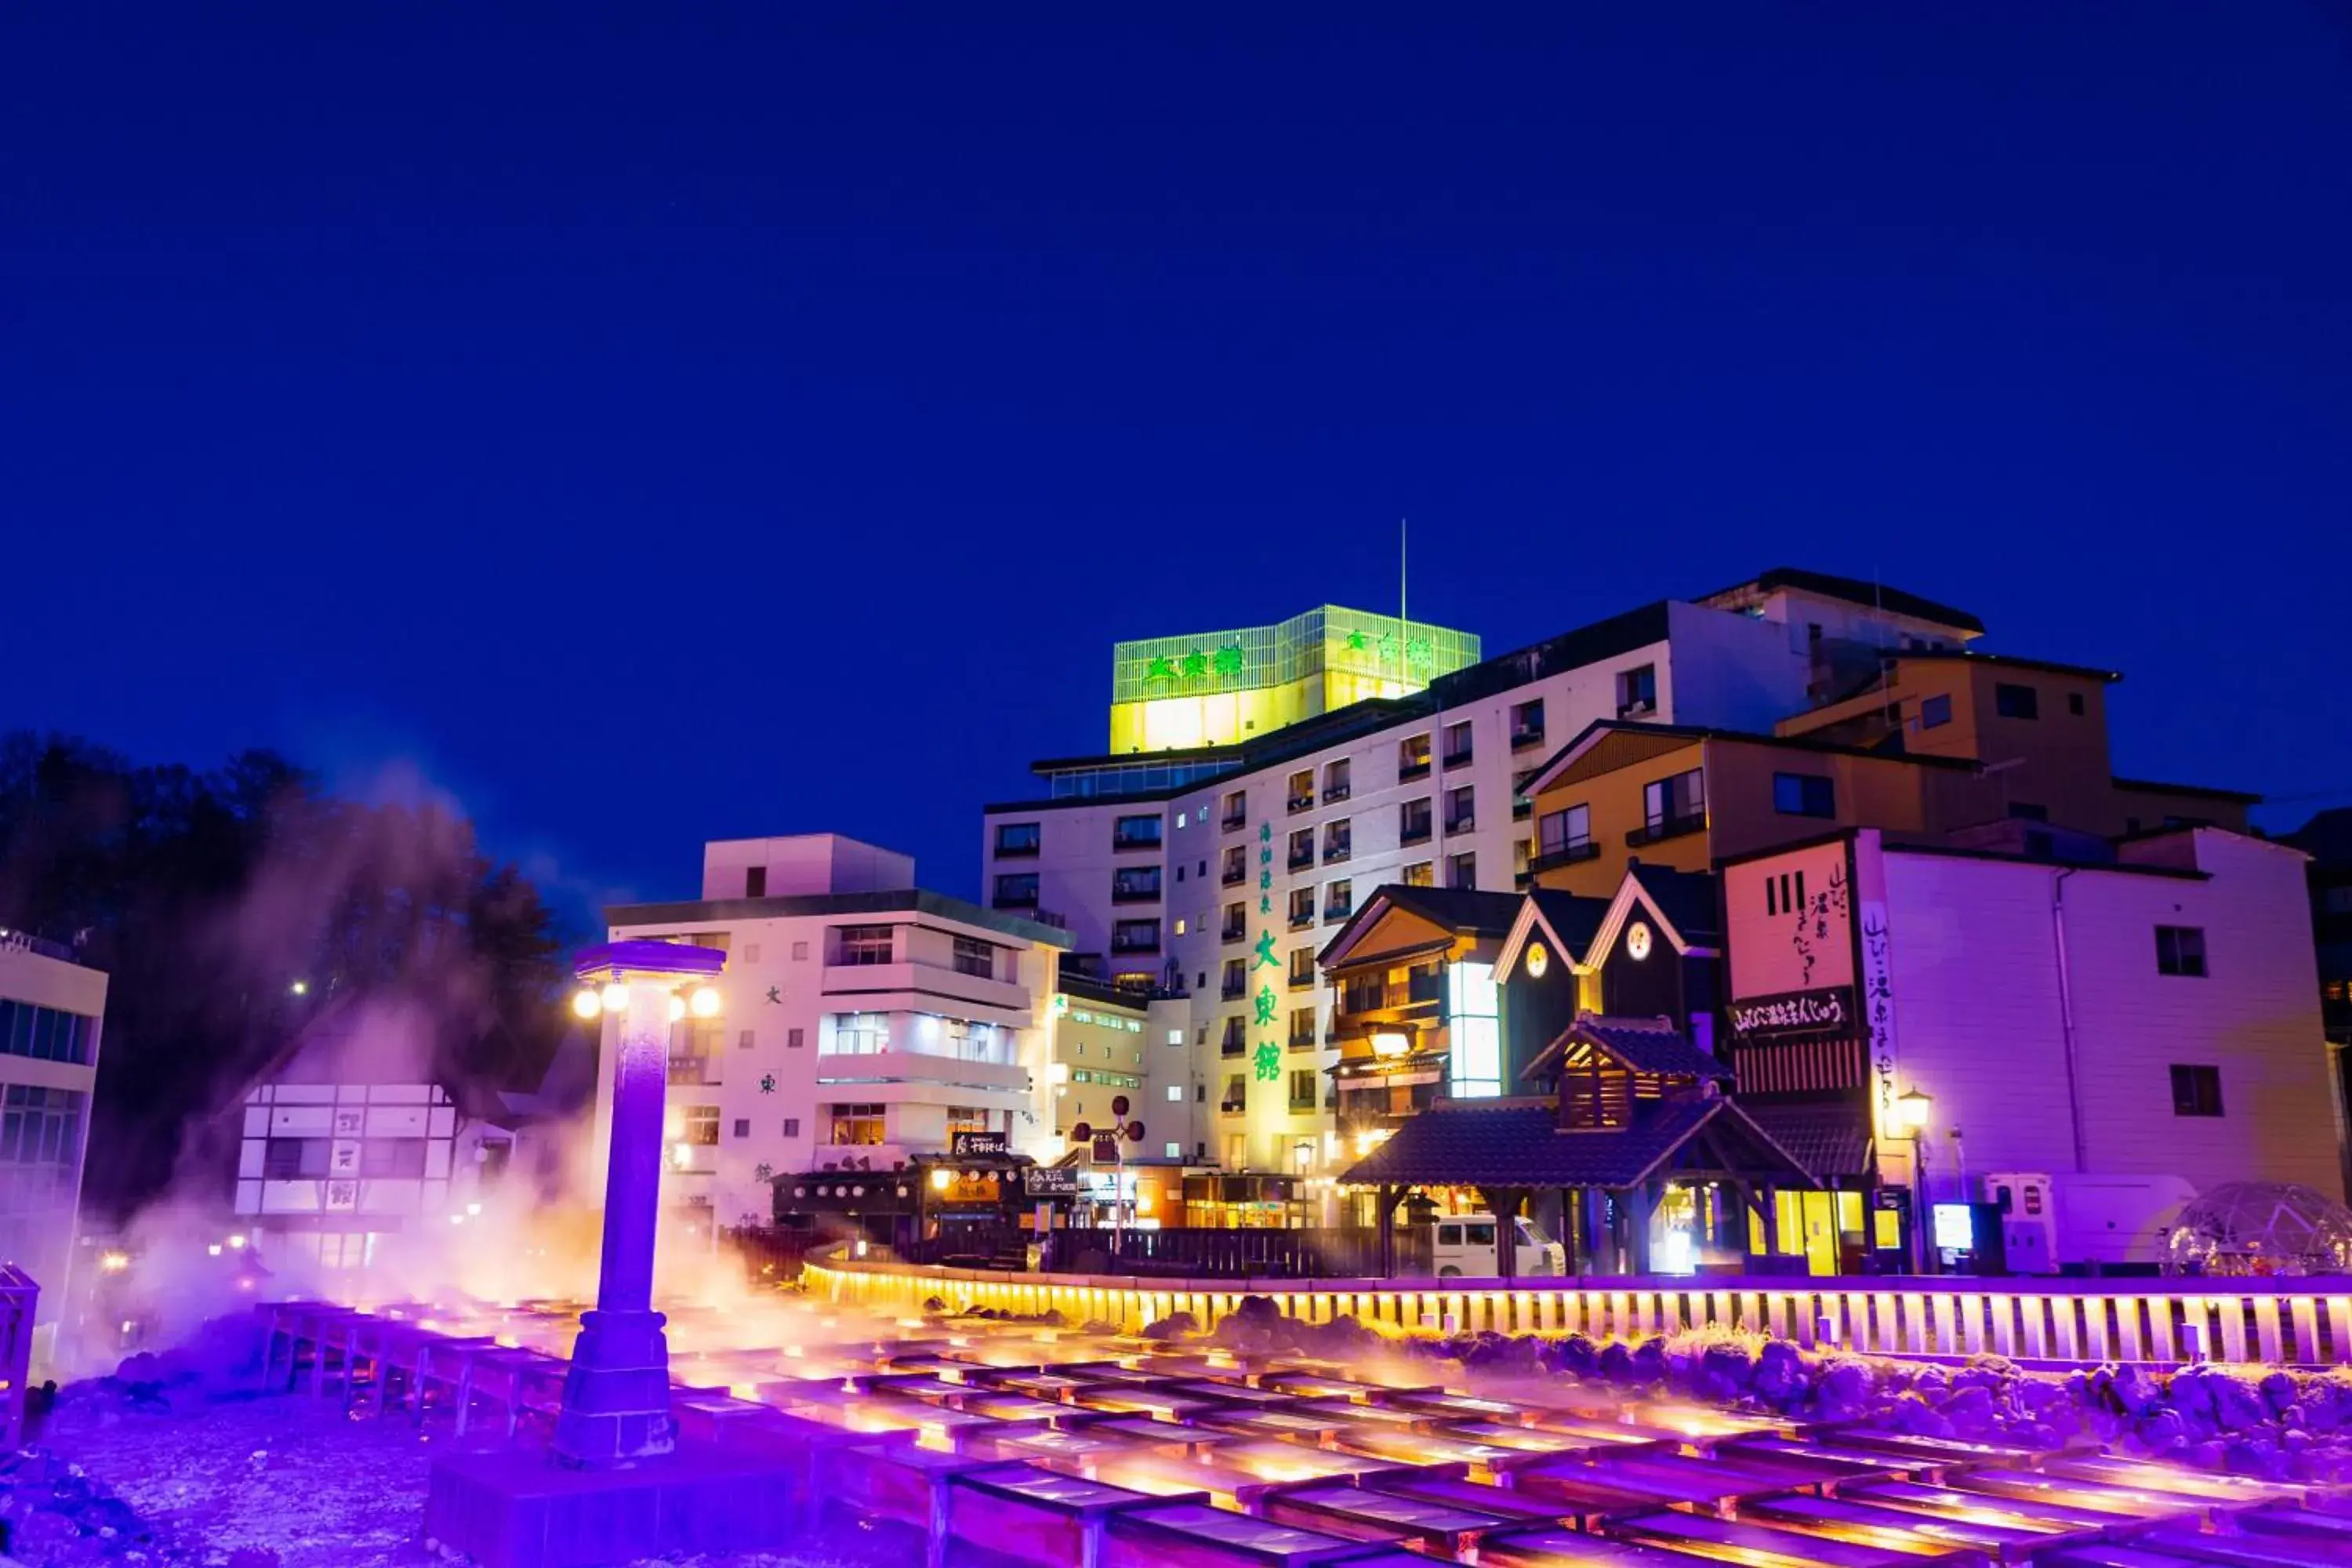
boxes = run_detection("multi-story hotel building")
[0,931,104,1352]
[982,569,1984,1179]
[600,833,1170,1234]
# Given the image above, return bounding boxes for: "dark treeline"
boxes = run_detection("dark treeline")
[0,731,574,1220]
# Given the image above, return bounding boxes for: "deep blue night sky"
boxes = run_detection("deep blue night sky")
[6,5,2349,922]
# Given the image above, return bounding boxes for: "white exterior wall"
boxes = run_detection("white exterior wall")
[703,835,916,901]
[1873,829,2338,1205]
[0,943,104,1332]
[597,907,1063,1229]
[980,799,1163,966]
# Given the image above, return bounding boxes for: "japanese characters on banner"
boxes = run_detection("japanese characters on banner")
[1726,986,1854,1040]
[1252,822,1281,1087]
[1860,898,1901,1141]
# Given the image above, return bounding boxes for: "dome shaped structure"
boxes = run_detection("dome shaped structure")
[2162,1181,2352,1277]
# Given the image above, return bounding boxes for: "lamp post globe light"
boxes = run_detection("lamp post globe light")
[554,939,724,1468]
[1895,1087,1933,1274]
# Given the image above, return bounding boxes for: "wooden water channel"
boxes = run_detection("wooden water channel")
[257,1294,2352,1568]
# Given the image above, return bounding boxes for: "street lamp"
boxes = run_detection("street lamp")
[1896,1089,1933,1133]
[554,938,724,1468]
[1895,1088,1933,1273]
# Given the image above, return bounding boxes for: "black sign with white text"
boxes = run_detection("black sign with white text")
[1727,985,1854,1040]
[950,1131,1010,1157]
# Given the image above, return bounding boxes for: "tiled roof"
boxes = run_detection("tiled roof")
[1339,1097,1722,1188]
[1526,1014,1729,1083]
[1742,1103,1873,1178]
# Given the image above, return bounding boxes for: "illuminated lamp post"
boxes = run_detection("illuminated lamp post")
[1895,1088,1933,1276]
[554,940,724,1468]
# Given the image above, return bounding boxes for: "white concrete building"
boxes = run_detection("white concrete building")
[601,834,1083,1229]
[981,569,1984,1177]
[1722,825,2339,1265]
[0,932,103,1342]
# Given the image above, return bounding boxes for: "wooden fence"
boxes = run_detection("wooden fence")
[804,1251,2352,1368]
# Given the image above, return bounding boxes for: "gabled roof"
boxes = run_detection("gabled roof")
[1494,888,1612,982]
[1316,884,1523,969]
[1336,1092,1817,1191]
[1521,717,1982,801]
[1522,1013,1729,1083]
[1588,863,1720,962]
[1741,1103,1874,1180]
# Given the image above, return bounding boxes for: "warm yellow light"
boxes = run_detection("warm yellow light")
[601,982,630,1013]
[571,989,602,1020]
[227,1234,247,1250]
[690,986,721,1018]
[668,995,686,1022]
[1136,1194,1154,1215]
[1896,1089,1933,1132]
[99,1251,129,1273]
[931,1168,953,1192]
[1370,1033,1410,1058]
[1526,943,1548,979]
[1352,1128,1392,1156]
[673,1142,694,1169]
[289,980,309,996]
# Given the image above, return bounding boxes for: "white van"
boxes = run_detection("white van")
[1427,1214,1568,1278]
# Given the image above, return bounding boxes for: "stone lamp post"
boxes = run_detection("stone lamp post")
[553,939,724,1468]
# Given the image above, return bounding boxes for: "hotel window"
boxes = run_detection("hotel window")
[1111,865,1162,903]
[1919,695,1953,730]
[1290,1007,1316,1047]
[1323,819,1352,863]
[1287,887,1316,929]
[1112,814,1163,850]
[993,822,1041,858]
[946,1106,989,1136]
[1512,768,1536,819]
[1323,758,1352,803]
[2170,1065,2223,1117]
[359,1137,430,1178]
[943,1019,1007,1063]
[745,866,767,898]
[952,935,999,978]
[684,1105,721,1145]
[1287,769,1315,814]
[1513,838,1532,884]
[2156,925,2208,978]
[738,1029,755,1051]
[1221,789,1247,830]
[0,1003,93,1065]
[792,941,809,960]
[1221,844,1247,884]
[825,1104,885,1145]
[1403,860,1434,887]
[1443,720,1474,768]
[782,1118,800,1138]
[1448,851,1477,890]
[1288,946,1316,988]
[788,1027,804,1048]
[1289,1070,1319,1112]
[731,1118,750,1139]
[823,1012,888,1054]
[1166,1083,1185,1102]
[1642,769,1705,834]
[263,1137,328,1179]
[1399,797,1432,845]
[1221,1084,1247,1120]
[1995,682,2040,720]
[2068,691,2086,716]
[1110,919,1161,953]
[1287,829,1314,869]
[1221,1018,1247,1058]
[1165,1141,1183,1160]
[1445,784,1475,833]
[835,924,895,965]
[1538,804,1592,860]
[1221,959,1247,1000]
[1510,699,1545,749]
[1772,772,1836,818]
[1399,732,1432,780]
[1323,879,1352,921]
[1617,663,1657,718]
[1224,901,1248,941]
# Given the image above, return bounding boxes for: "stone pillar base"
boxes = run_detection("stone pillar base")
[552,1308,674,1468]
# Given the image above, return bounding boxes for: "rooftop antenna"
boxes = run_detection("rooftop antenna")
[1399,517,1408,691]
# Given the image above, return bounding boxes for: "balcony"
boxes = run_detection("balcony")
[1288,1092,1319,1114]
[1287,906,1314,931]
[1323,783,1352,805]
[1338,967,1444,1017]
[993,887,1040,909]
[1221,859,1247,887]
[1530,840,1600,876]
[1110,881,1161,906]
[1287,968,1316,991]
[1287,790,1314,815]
[820,958,1033,1018]
[1221,917,1247,943]
[1399,757,1432,783]
[1221,806,1247,833]
[1288,848,1315,871]
[993,839,1040,860]
[1511,725,1546,751]
[1513,798,1531,820]
[1444,812,1475,835]
[1111,828,1163,854]
[666,1055,716,1087]
[1443,746,1473,771]
[1109,933,1162,956]
[1322,902,1349,923]
[1221,975,1247,1002]
[1625,812,1706,848]
[1322,840,1352,866]
[1288,1028,1317,1050]
[1399,820,1432,848]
